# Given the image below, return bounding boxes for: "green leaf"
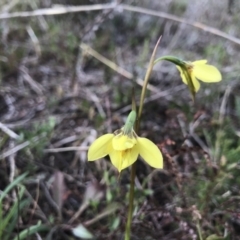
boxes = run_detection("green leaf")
[206,234,226,240]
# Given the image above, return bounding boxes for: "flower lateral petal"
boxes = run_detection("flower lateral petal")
[176,66,187,85]
[177,66,200,93]
[88,134,114,161]
[191,74,201,92]
[137,137,163,169]
[193,63,222,83]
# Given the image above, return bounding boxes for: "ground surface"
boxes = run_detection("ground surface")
[1,0,240,239]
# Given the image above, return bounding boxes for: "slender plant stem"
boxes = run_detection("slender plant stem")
[196,220,203,240]
[124,36,162,240]
[124,163,136,240]
[137,36,162,131]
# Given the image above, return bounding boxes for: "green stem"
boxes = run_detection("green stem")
[124,163,136,240]
[154,55,184,67]
[196,220,203,240]
[124,36,162,240]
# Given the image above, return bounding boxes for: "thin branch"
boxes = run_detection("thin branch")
[0,141,30,159]
[0,4,239,45]
[44,146,88,153]
[120,4,240,46]
[0,134,46,159]
[0,122,19,139]
[0,3,117,19]
[80,43,158,92]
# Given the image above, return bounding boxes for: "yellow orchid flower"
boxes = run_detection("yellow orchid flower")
[88,111,163,172]
[154,56,222,100]
[176,60,222,93]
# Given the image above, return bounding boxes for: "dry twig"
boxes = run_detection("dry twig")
[0,122,19,139]
[0,4,239,45]
[80,43,159,93]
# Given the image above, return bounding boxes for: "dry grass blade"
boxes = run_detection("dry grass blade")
[0,122,19,139]
[0,134,46,159]
[68,181,104,224]
[219,86,232,125]
[19,66,44,95]
[84,203,119,226]
[26,26,41,57]
[0,141,30,160]
[137,35,162,129]
[0,3,117,19]
[213,86,232,163]
[80,43,159,92]
[8,141,16,183]
[117,85,185,114]
[52,171,66,214]
[44,146,88,153]
[120,4,240,46]
[0,4,239,46]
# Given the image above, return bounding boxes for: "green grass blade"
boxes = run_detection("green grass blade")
[0,172,28,202]
[4,199,30,240]
[1,185,25,232]
[13,223,49,240]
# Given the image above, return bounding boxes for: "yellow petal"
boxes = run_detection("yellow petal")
[191,74,201,92]
[136,137,163,169]
[192,60,208,65]
[121,147,139,171]
[177,66,200,93]
[88,134,114,161]
[176,66,187,85]
[193,63,222,83]
[112,134,136,151]
[109,147,139,172]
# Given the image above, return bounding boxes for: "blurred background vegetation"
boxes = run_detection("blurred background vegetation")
[0,0,240,239]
